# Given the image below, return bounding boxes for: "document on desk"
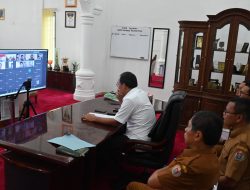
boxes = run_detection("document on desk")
[48,134,95,151]
[90,112,115,119]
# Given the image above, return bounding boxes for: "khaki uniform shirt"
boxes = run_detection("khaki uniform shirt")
[157,148,219,190]
[219,125,250,190]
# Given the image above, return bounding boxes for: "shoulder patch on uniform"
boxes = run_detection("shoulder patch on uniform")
[234,150,246,161]
[236,144,248,152]
[171,164,182,177]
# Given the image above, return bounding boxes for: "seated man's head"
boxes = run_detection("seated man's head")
[223,97,250,129]
[236,80,250,98]
[185,111,223,148]
[239,85,250,99]
[116,71,137,98]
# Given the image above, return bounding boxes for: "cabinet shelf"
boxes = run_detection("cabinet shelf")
[213,49,226,52]
[232,73,246,76]
[47,71,75,93]
[174,8,250,129]
[211,70,223,73]
[235,51,249,54]
[213,50,249,54]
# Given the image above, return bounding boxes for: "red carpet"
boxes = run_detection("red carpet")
[31,88,79,115]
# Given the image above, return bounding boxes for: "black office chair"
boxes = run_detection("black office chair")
[121,91,187,170]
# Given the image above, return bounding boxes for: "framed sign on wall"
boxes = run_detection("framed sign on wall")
[0,9,5,20]
[65,11,76,28]
[65,0,77,8]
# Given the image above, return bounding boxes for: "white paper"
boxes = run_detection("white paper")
[90,112,115,119]
[48,134,95,150]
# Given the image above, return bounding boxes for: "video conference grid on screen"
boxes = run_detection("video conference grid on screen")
[0,49,48,97]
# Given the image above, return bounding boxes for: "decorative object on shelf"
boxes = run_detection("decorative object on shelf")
[54,63,60,71]
[195,36,203,49]
[62,57,69,72]
[188,79,195,86]
[235,82,240,93]
[195,55,201,68]
[239,64,246,74]
[72,61,79,73]
[208,79,220,89]
[243,64,248,75]
[65,0,77,8]
[213,38,220,50]
[65,11,76,28]
[218,61,225,72]
[54,49,60,71]
[48,60,53,70]
[0,9,5,20]
[218,41,225,51]
[241,42,249,53]
[230,85,235,92]
[232,65,238,74]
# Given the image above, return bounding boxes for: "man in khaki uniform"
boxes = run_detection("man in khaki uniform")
[218,97,250,190]
[215,81,250,157]
[127,111,223,190]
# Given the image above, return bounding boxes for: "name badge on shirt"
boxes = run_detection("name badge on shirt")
[234,150,246,161]
[171,164,182,177]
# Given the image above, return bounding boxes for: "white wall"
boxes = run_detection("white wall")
[1,0,250,101]
[100,0,250,100]
[0,0,43,48]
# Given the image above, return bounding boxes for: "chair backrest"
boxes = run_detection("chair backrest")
[149,90,186,150]
[148,91,186,164]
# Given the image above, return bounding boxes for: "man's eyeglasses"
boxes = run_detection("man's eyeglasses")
[239,90,249,96]
[116,81,121,87]
[223,110,239,115]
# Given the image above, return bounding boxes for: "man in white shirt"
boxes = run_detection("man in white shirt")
[82,71,156,142]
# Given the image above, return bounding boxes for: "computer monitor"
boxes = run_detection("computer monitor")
[0,49,48,97]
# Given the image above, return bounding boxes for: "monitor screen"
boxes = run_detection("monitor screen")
[0,49,48,97]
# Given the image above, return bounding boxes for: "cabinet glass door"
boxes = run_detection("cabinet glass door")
[175,30,184,83]
[208,24,230,90]
[188,32,204,87]
[230,24,250,92]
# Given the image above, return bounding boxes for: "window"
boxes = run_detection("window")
[42,9,56,64]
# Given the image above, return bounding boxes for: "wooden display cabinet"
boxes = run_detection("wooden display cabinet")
[47,70,75,93]
[174,8,250,128]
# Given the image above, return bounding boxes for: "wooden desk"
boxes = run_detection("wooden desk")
[0,98,120,190]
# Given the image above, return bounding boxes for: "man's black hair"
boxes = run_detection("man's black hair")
[243,80,250,86]
[119,71,138,89]
[244,80,250,95]
[230,97,250,123]
[191,111,223,146]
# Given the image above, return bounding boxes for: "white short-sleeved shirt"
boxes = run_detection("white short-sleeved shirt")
[114,87,156,141]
